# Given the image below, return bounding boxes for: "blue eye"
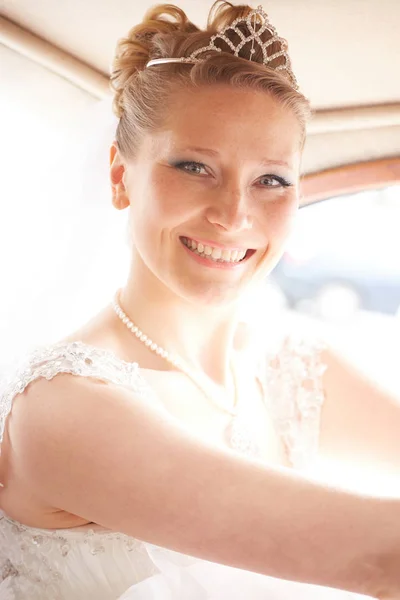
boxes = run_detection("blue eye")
[258,175,292,188]
[172,161,292,188]
[173,161,207,175]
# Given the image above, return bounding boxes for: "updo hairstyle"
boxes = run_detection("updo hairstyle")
[110,1,311,158]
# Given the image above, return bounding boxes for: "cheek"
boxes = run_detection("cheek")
[256,198,298,275]
[262,194,298,242]
[130,172,202,257]
[148,172,201,224]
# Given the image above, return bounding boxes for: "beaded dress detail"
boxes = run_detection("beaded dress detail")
[0,337,366,599]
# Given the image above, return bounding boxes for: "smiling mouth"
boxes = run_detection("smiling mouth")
[180,236,256,264]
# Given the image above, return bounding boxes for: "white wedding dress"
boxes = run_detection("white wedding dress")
[0,338,372,599]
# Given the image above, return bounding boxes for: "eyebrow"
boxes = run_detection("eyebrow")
[182,146,290,168]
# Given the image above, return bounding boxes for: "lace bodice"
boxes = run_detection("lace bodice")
[0,337,329,600]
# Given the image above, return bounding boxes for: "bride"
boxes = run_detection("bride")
[1,2,399,599]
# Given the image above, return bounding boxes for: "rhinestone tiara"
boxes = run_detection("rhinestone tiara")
[146,5,299,90]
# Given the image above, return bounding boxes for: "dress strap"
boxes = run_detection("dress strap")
[260,334,328,470]
[0,341,154,446]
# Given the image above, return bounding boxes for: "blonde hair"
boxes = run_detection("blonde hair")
[110,1,311,158]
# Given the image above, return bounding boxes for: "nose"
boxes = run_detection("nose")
[205,187,253,233]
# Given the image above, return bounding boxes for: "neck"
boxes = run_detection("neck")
[115,258,246,387]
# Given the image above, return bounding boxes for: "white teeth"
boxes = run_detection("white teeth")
[182,237,249,263]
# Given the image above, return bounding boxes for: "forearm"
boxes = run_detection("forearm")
[193,455,398,598]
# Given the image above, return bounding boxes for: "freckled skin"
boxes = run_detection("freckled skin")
[111,84,302,308]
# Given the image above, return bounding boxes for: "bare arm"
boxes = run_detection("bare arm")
[7,373,400,598]
[318,344,400,484]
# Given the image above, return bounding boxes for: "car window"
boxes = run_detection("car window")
[266,185,400,395]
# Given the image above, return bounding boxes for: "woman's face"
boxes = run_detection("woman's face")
[111,84,303,307]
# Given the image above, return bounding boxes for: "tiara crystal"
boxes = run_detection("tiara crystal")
[146,5,298,90]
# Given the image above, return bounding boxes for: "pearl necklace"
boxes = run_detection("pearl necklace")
[112,288,261,457]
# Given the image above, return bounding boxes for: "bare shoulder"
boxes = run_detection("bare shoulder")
[7,370,229,539]
[0,373,89,523]
[9,367,163,476]
[1,372,116,519]
[6,370,174,523]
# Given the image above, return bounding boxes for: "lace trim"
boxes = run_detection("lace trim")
[1,513,147,551]
[263,334,328,469]
[1,337,328,468]
[0,340,154,444]
[0,513,159,592]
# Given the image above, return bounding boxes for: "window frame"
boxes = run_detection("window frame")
[300,157,400,206]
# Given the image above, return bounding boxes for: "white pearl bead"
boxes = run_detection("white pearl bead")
[112,294,237,417]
